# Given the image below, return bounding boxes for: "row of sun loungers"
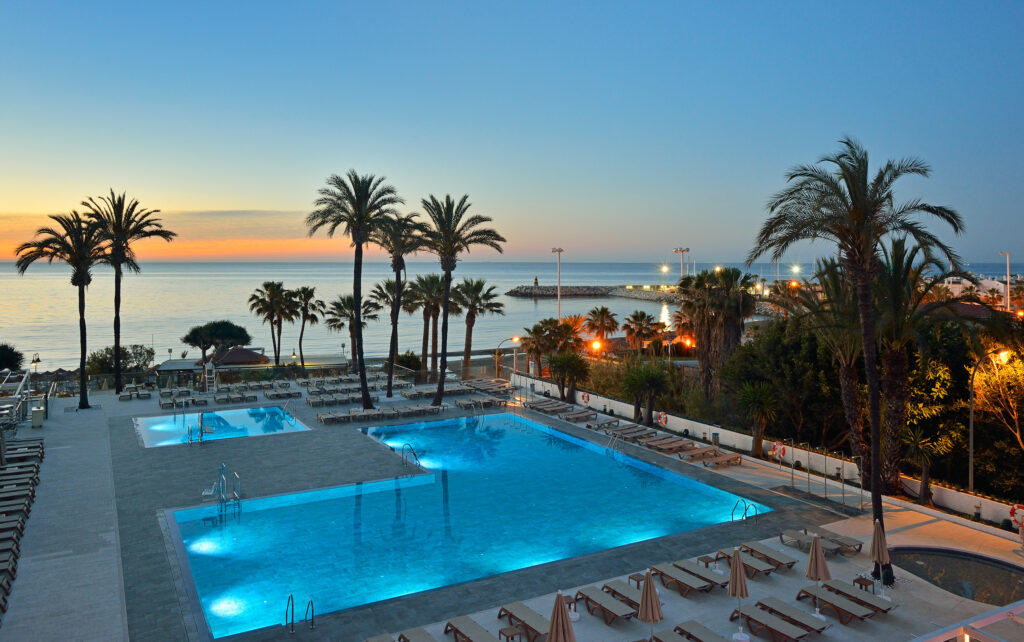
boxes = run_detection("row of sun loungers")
[264,389,301,400]
[453,396,508,410]
[317,404,445,424]
[305,393,375,408]
[0,437,43,621]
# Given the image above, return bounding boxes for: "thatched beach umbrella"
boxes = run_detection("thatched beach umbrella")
[728,548,749,637]
[547,590,576,642]
[637,569,663,641]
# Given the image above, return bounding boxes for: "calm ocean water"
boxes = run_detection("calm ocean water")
[2,260,1019,369]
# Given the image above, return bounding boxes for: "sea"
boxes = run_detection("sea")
[2,260,1020,369]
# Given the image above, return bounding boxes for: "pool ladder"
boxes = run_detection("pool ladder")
[284,593,315,633]
[400,443,421,468]
[731,498,759,523]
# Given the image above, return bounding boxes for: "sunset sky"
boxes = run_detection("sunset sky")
[2,2,1022,262]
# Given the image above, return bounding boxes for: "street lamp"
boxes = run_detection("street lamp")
[291,349,297,361]
[714,265,722,273]
[791,264,801,275]
[999,251,1010,311]
[673,247,690,279]
[968,348,1012,493]
[552,248,564,321]
[591,339,602,357]
[495,336,520,378]
[30,353,40,374]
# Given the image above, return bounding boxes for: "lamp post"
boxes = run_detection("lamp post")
[999,251,1010,311]
[495,336,520,378]
[660,264,669,287]
[673,247,690,279]
[552,248,564,321]
[968,348,1012,493]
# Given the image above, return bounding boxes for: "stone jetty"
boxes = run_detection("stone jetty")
[505,285,616,298]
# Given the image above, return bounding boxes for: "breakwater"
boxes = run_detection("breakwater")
[505,285,681,303]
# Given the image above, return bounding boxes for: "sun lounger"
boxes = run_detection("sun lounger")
[796,585,874,624]
[672,558,729,588]
[622,430,658,443]
[602,579,644,609]
[586,417,620,429]
[574,585,636,625]
[444,616,498,642]
[678,445,719,460]
[496,601,548,641]
[756,597,830,633]
[730,604,810,641]
[119,393,132,401]
[159,399,174,410]
[779,530,841,555]
[803,525,863,554]
[667,620,731,642]
[0,554,17,581]
[138,391,152,399]
[821,579,895,614]
[651,439,697,454]
[650,563,713,596]
[715,549,774,578]
[703,452,742,468]
[740,541,797,570]
[559,409,597,422]
[397,626,441,641]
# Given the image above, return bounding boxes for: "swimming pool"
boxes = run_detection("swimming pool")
[171,413,770,637]
[890,547,1024,606]
[135,406,308,447]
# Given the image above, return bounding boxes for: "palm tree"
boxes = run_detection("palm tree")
[520,321,553,377]
[584,306,619,343]
[248,282,292,365]
[739,381,778,459]
[1011,284,1024,311]
[903,425,953,507]
[547,351,590,403]
[16,212,105,409]
[452,278,504,379]
[291,286,325,372]
[679,271,721,397]
[561,313,587,340]
[370,212,426,396]
[748,137,964,541]
[421,194,506,405]
[715,267,757,359]
[324,295,382,374]
[405,274,444,381]
[982,288,1004,307]
[622,360,669,425]
[306,171,402,408]
[83,190,175,393]
[622,310,660,352]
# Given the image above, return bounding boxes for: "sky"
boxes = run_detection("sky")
[1,1,1022,263]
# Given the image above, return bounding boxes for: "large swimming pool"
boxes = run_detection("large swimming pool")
[171,413,770,638]
[136,406,308,447]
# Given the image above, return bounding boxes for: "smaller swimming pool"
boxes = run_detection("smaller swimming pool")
[891,547,1024,606]
[134,406,308,448]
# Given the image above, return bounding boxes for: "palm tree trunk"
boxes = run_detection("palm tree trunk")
[918,462,932,507]
[298,319,307,373]
[78,284,89,410]
[386,271,402,397]
[838,359,868,482]
[420,309,430,381]
[644,392,655,426]
[349,327,358,372]
[113,264,123,393]
[275,319,284,366]
[432,271,453,406]
[430,309,439,379]
[268,313,278,366]
[880,347,909,493]
[353,240,373,409]
[854,275,886,574]
[462,313,476,380]
[751,421,766,459]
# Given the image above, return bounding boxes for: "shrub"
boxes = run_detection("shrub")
[0,343,24,371]
[395,351,421,373]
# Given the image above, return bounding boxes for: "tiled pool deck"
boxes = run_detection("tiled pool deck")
[2,387,1019,641]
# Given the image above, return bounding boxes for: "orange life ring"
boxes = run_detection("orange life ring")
[770,442,786,458]
[657,412,668,426]
[581,392,590,403]
[1011,504,1024,528]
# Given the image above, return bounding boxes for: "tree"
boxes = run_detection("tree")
[561,314,587,341]
[183,321,252,365]
[622,310,661,352]
[547,351,591,403]
[584,306,619,343]
[715,267,757,359]
[405,274,443,380]
[452,278,504,379]
[982,288,1004,307]
[86,344,155,375]
[904,359,957,506]
[291,286,325,373]
[324,295,381,373]
[84,190,175,393]
[247,281,294,365]
[16,212,105,409]
[421,194,505,405]
[307,170,403,409]
[0,344,24,371]
[181,325,214,364]
[739,381,777,458]
[679,270,722,397]
[903,425,953,507]
[748,136,965,543]
[370,212,426,396]
[1011,284,1024,311]
[622,360,669,426]
[973,351,1024,451]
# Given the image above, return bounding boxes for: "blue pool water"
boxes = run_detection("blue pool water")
[172,413,770,638]
[135,406,308,447]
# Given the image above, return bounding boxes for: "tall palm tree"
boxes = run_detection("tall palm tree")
[370,212,426,396]
[622,360,669,425]
[292,286,325,372]
[421,194,505,405]
[248,281,292,365]
[547,351,590,403]
[16,212,105,409]
[1011,284,1024,311]
[561,313,587,341]
[715,267,757,358]
[324,295,381,374]
[584,306,619,343]
[452,278,504,378]
[748,137,964,542]
[83,190,175,393]
[405,274,444,381]
[903,425,953,507]
[520,321,555,377]
[739,381,778,459]
[679,270,721,397]
[306,171,403,408]
[622,310,660,352]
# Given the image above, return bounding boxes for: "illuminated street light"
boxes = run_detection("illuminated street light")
[999,251,1010,311]
[495,336,521,378]
[791,264,801,274]
[591,339,602,353]
[789,280,799,288]
[673,247,690,278]
[714,265,722,273]
[968,348,1014,493]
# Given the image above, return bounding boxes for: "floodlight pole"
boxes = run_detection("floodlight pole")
[552,248,564,321]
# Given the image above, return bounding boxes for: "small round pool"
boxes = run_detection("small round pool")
[891,547,1024,606]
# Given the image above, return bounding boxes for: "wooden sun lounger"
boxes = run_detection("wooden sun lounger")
[559,409,597,422]
[730,604,810,641]
[822,579,895,614]
[741,541,797,570]
[652,439,697,454]
[668,620,731,642]
[636,434,675,445]
[678,445,719,460]
[703,452,742,467]
[651,563,713,596]
[622,430,658,443]
[444,616,498,642]
[715,549,774,578]
[603,579,643,609]
[796,585,874,624]
[586,417,620,429]
[496,601,549,641]
[672,558,729,588]
[574,585,636,625]
[779,530,841,555]
[803,525,864,553]
[757,597,830,633]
